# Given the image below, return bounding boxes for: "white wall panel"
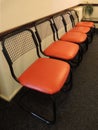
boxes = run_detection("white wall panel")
[82,0,98,3]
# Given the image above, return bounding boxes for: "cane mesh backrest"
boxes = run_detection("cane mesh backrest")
[53,15,66,39]
[35,20,54,52]
[71,10,79,25]
[2,29,39,77]
[62,13,73,31]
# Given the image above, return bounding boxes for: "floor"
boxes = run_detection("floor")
[0,29,98,130]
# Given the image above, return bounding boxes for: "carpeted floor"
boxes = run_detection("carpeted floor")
[0,29,98,130]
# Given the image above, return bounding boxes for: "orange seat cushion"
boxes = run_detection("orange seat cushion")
[76,22,94,28]
[18,58,70,94]
[69,26,90,34]
[44,40,79,60]
[60,32,87,43]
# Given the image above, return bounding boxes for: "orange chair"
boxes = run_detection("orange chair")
[62,12,93,43]
[34,19,82,67]
[52,15,88,52]
[70,10,95,33]
[1,29,72,124]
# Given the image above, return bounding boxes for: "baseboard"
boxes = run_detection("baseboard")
[0,87,21,102]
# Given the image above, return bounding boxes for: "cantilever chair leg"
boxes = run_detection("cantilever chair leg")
[70,49,83,67]
[30,95,56,125]
[17,70,73,125]
[18,91,56,125]
[2,29,72,125]
[79,38,88,53]
[62,69,73,92]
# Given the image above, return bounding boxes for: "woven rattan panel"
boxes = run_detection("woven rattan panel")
[63,13,73,27]
[36,21,54,51]
[53,16,65,39]
[71,10,79,25]
[62,13,73,31]
[53,16,64,30]
[4,30,36,63]
[36,21,54,41]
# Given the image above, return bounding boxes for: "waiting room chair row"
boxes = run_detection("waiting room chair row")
[0,9,95,124]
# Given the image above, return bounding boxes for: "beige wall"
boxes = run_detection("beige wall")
[1,0,98,33]
[0,44,21,101]
[82,0,98,3]
[0,0,81,33]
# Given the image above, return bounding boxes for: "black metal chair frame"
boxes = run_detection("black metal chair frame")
[34,19,82,67]
[52,14,89,53]
[65,11,94,43]
[1,28,72,124]
[70,10,95,35]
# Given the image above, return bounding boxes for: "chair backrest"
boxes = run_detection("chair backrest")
[34,20,55,54]
[1,29,40,81]
[62,12,74,31]
[52,15,66,39]
[70,10,79,25]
